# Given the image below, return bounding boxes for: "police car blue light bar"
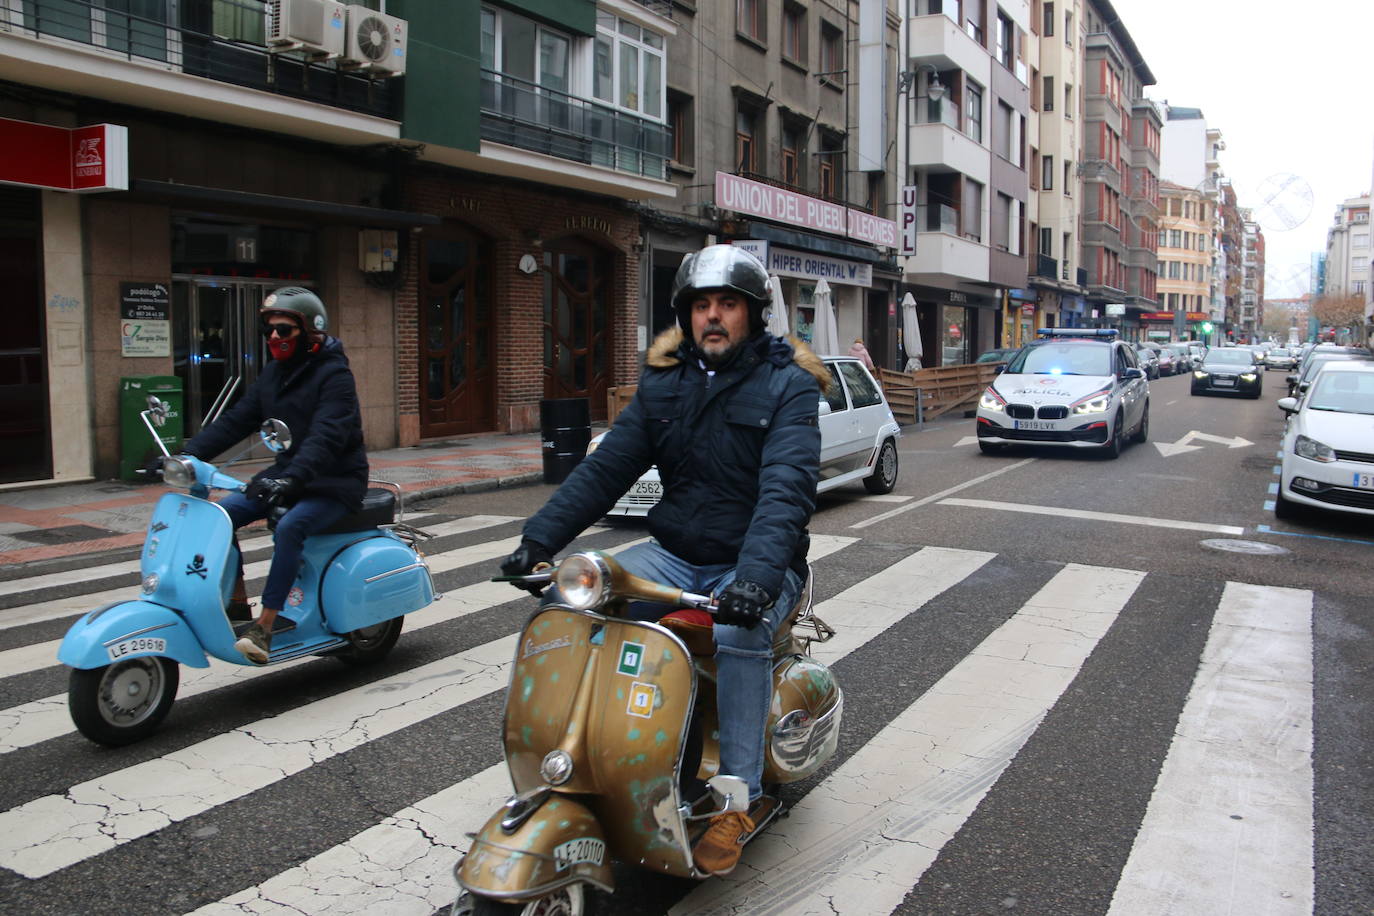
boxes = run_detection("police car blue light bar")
[1036,328,1118,339]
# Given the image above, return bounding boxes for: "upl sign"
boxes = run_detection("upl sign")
[0,118,128,193]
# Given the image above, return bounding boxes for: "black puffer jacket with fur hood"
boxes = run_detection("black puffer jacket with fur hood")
[524,327,827,598]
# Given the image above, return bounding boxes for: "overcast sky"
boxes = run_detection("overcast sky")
[1111,0,1374,299]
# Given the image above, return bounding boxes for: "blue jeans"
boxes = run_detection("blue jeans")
[218,491,349,610]
[613,540,803,802]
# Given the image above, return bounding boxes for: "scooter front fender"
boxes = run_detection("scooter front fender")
[58,601,208,670]
[457,794,613,902]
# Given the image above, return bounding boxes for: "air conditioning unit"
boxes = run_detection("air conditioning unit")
[341,5,406,77]
[268,0,347,60]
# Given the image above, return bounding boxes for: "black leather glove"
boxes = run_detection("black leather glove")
[716,580,772,629]
[247,476,303,509]
[500,538,554,594]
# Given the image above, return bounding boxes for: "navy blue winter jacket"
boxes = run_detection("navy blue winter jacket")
[183,336,369,512]
[524,327,827,599]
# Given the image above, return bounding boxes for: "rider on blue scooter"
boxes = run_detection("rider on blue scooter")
[177,287,368,664]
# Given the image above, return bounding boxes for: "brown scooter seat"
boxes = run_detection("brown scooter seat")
[659,575,811,658]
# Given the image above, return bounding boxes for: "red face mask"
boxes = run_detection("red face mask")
[263,319,304,361]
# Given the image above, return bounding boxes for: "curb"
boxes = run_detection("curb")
[402,471,546,506]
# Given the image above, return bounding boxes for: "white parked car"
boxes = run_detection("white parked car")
[1275,360,1374,520]
[975,328,1149,459]
[591,356,902,517]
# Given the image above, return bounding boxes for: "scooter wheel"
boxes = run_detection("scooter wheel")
[69,656,179,747]
[332,616,404,666]
[452,884,587,916]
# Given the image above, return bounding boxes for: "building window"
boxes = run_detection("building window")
[783,3,806,64]
[1064,9,1073,43]
[966,83,984,142]
[484,5,573,111]
[1355,280,1367,294]
[1040,226,1053,256]
[1042,154,1054,190]
[215,0,265,43]
[1063,161,1072,196]
[962,179,983,241]
[737,0,766,42]
[736,107,759,172]
[1043,75,1054,111]
[1043,1,1055,36]
[819,133,844,198]
[595,14,665,120]
[1354,256,1369,272]
[819,22,842,80]
[1169,229,1182,248]
[1354,231,1369,248]
[965,0,984,43]
[996,12,1014,69]
[1064,83,1073,117]
[782,123,803,185]
[668,91,693,165]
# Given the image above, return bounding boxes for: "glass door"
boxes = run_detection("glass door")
[172,277,275,453]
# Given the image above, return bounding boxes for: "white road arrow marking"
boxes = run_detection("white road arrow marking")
[1154,431,1253,457]
[955,436,979,447]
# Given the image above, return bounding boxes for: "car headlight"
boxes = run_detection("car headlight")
[1070,392,1111,415]
[1193,370,1208,379]
[1240,373,1257,381]
[1294,434,1336,463]
[978,387,1006,413]
[161,455,196,489]
[554,553,612,610]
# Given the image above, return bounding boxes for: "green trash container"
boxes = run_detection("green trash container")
[120,376,184,482]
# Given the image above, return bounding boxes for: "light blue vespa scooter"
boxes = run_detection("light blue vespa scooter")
[59,396,437,746]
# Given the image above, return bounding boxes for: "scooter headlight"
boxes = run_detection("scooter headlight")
[161,455,196,489]
[554,553,612,611]
[540,749,574,786]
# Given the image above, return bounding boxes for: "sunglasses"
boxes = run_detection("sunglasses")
[262,322,300,338]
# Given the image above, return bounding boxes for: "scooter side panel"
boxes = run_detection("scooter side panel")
[318,532,434,633]
[457,796,613,901]
[140,493,237,647]
[57,601,208,669]
[584,618,696,877]
[505,610,599,794]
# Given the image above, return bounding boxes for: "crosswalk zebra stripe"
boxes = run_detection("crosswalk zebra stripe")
[1106,581,1314,915]
[0,534,863,876]
[0,530,631,754]
[0,516,539,677]
[671,563,1147,916]
[187,540,965,916]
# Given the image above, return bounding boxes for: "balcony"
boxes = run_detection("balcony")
[480,70,670,182]
[908,120,989,182]
[1035,253,1058,279]
[0,0,400,144]
[906,206,989,283]
[908,13,993,82]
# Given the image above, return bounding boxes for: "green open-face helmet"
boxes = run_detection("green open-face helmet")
[261,287,327,335]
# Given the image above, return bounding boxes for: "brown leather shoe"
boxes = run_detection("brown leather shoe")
[693,810,755,876]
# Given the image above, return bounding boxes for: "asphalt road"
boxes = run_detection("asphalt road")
[0,367,1369,915]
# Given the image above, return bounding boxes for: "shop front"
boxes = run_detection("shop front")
[1138,311,1176,343]
[901,284,1002,366]
[1006,288,1041,348]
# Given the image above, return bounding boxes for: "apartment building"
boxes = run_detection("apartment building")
[1324,194,1371,300]
[1240,215,1264,341]
[648,0,902,367]
[1024,0,1088,334]
[1149,181,1213,341]
[1079,0,1156,340]
[1159,105,1225,332]
[0,0,682,484]
[1217,181,1243,338]
[898,0,1031,365]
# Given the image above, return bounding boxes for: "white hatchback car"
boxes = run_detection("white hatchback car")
[1275,360,1374,519]
[592,356,902,517]
[975,328,1149,459]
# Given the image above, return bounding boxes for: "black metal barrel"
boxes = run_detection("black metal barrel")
[539,397,591,485]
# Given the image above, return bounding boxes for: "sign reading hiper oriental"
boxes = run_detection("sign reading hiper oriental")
[0,118,128,193]
[714,171,897,248]
[731,240,873,288]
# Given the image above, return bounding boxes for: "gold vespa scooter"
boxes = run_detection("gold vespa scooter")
[451,551,843,915]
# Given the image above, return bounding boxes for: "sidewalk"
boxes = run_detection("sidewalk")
[0,430,556,568]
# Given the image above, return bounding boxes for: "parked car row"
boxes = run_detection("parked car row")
[1132,341,1203,378]
[1273,350,1374,522]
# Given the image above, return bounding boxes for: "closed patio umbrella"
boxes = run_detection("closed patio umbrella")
[811,278,841,357]
[766,275,790,337]
[901,292,923,371]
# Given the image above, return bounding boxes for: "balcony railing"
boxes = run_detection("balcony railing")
[4,0,396,118]
[1077,267,1089,287]
[480,69,670,181]
[1035,253,1057,279]
[917,204,959,235]
[632,0,674,18]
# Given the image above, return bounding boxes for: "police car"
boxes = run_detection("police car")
[974,328,1149,459]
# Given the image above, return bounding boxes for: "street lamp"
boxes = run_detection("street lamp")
[897,63,945,102]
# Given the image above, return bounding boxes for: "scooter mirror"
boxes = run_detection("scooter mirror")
[260,418,292,452]
[707,775,750,813]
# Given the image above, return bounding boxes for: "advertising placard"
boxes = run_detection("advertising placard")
[900,185,919,255]
[120,282,171,357]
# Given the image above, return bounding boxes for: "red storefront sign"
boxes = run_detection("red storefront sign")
[0,118,128,192]
[1139,312,1175,321]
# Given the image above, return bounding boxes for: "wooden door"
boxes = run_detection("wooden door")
[419,228,495,437]
[542,240,613,420]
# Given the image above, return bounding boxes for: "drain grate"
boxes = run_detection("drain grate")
[10,524,119,545]
[1199,538,1290,556]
